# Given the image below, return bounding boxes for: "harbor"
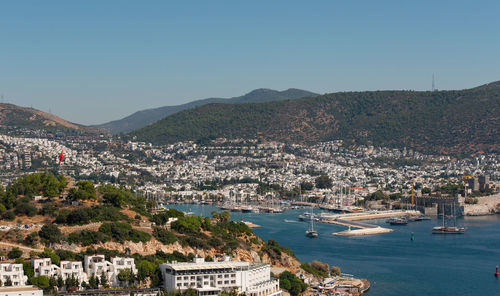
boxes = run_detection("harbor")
[168,204,500,296]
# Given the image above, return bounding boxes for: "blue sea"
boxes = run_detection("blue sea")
[168,204,500,296]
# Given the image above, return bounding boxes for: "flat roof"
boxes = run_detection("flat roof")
[162,261,269,271]
[0,286,41,292]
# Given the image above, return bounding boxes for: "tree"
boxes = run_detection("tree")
[315,174,332,189]
[67,181,96,201]
[8,248,22,259]
[38,224,62,243]
[31,276,50,289]
[421,187,432,194]
[38,248,61,265]
[117,269,135,285]
[100,272,109,288]
[279,271,307,296]
[300,182,314,191]
[136,260,156,282]
[57,276,64,289]
[49,276,57,291]
[24,232,39,247]
[88,275,99,289]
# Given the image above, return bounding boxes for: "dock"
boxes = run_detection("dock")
[320,210,419,236]
[332,226,394,236]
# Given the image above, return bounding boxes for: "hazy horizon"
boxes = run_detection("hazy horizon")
[1,0,499,125]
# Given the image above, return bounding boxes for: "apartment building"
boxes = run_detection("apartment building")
[159,257,281,296]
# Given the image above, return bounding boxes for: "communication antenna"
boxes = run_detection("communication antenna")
[1,94,3,103]
[432,74,435,91]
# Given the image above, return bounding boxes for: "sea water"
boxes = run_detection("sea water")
[168,204,500,296]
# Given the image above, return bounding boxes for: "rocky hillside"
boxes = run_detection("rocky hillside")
[0,103,98,134]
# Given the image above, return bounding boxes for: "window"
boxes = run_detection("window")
[231,280,235,284]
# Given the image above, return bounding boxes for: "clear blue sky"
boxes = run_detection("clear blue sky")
[1,0,499,125]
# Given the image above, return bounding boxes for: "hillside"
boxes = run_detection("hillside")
[95,88,317,134]
[0,172,324,292]
[130,81,500,155]
[0,103,98,134]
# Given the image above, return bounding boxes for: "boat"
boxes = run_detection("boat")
[305,207,319,238]
[414,216,431,221]
[386,217,408,225]
[432,202,466,234]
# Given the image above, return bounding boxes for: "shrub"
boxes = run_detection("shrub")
[39,224,62,243]
[152,228,177,245]
[67,230,110,246]
[98,222,151,243]
[301,261,329,278]
[14,203,37,217]
[171,216,202,234]
[279,271,307,296]
[8,247,23,259]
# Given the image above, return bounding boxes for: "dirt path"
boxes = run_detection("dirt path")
[0,241,44,252]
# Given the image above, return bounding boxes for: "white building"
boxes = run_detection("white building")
[58,260,88,283]
[0,286,42,296]
[109,257,138,287]
[0,262,28,286]
[32,256,136,287]
[159,257,281,296]
[84,255,137,287]
[84,255,111,278]
[32,258,88,284]
[31,258,57,278]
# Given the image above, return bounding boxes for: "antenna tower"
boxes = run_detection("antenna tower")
[432,74,435,91]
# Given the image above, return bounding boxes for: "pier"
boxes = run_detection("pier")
[319,210,420,236]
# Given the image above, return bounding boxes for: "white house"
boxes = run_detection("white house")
[58,260,88,283]
[84,255,111,278]
[0,262,28,286]
[159,257,281,296]
[109,257,138,287]
[32,258,88,284]
[31,258,57,278]
[84,255,137,287]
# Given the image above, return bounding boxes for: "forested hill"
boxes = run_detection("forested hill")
[130,81,500,155]
[95,88,317,134]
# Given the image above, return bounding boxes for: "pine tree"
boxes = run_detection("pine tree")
[100,272,109,288]
[57,276,64,289]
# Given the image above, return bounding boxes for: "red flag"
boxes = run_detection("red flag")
[59,149,64,164]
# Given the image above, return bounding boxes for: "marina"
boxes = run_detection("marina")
[168,204,500,296]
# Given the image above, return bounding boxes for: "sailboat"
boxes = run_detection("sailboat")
[432,202,466,234]
[305,207,319,238]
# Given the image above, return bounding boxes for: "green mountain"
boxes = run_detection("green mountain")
[0,103,98,134]
[95,88,318,134]
[130,81,500,155]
